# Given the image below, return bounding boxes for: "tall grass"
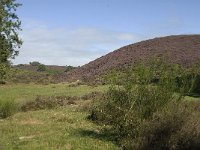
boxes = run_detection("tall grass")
[0,98,18,118]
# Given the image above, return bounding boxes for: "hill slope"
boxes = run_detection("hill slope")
[64,35,200,81]
[14,64,67,73]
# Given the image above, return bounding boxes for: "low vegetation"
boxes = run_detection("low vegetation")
[65,65,77,73]
[0,98,18,119]
[1,0,198,149]
[1,58,200,149]
[6,62,78,84]
[90,60,200,150]
[0,83,119,149]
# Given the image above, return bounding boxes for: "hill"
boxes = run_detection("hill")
[14,64,67,73]
[61,35,200,82]
[9,64,77,84]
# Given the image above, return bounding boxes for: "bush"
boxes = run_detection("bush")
[175,62,200,95]
[37,64,46,72]
[94,60,183,123]
[0,98,18,119]
[91,60,200,149]
[188,74,200,95]
[0,63,9,84]
[176,73,200,96]
[21,95,78,111]
[65,65,76,72]
[123,101,200,150]
[29,61,41,66]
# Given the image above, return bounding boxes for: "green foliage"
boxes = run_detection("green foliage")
[173,61,200,96]
[0,98,18,118]
[0,84,118,149]
[46,69,60,75]
[92,60,199,149]
[122,101,200,150]
[190,74,200,94]
[0,0,22,60]
[7,68,50,84]
[186,62,200,95]
[37,64,46,72]
[16,64,24,67]
[0,107,120,150]
[21,95,77,111]
[0,63,9,83]
[65,65,76,72]
[176,73,200,95]
[0,0,22,82]
[29,61,41,66]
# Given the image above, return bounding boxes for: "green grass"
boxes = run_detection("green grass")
[0,83,119,150]
[0,97,17,119]
[0,106,120,150]
[0,83,109,103]
[0,83,199,149]
[184,95,200,101]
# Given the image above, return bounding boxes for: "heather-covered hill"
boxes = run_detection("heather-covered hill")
[63,35,200,81]
[14,64,67,73]
[9,64,76,84]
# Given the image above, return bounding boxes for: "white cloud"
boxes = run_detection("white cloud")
[13,22,142,66]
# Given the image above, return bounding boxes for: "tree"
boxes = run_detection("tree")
[0,0,22,82]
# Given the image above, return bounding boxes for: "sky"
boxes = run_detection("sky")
[13,0,200,66]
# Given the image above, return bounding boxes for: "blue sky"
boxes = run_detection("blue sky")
[13,0,200,66]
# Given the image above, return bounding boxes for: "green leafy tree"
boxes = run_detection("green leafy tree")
[0,0,22,82]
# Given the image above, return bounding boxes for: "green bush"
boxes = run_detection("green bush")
[187,74,200,95]
[0,98,18,119]
[21,95,78,111]
[29,61,41,66]
[0,63,9,84]
[124,101,200,150]
[175,62,200,95]
[65,65,76,72]
[94,60,183,122]
[37,64,46,72]
[91,60,199,149]
[176,73,200,96]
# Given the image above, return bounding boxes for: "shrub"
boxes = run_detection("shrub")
[175,62,200,95]
[176,72,200,96]
[29,61,41,66]
[123,101,200,150]
[21,95,78,111]
[188,74,200,95]
[16,64,24,67]
[37,64,46,72]
[93,60,183,122]
[65,65,76,72]
[0,98,18,119]
[0,63,9,84]
[81,91,103,100]
[91,60,199,149]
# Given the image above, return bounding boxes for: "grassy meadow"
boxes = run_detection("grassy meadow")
[0,83,120,150]
[0,65,198,149]
[0,83,109,103]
